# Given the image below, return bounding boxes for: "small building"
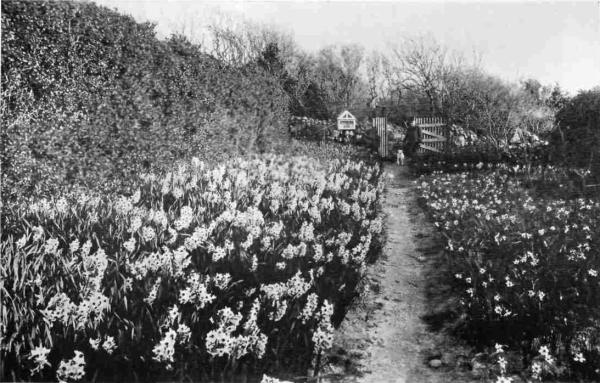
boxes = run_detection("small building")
[337,110,356,133]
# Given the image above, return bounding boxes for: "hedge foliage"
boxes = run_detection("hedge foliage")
[1,0,290,201]
[552,89,600,181]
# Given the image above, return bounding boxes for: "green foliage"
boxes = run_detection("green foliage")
[411,141,551,174]
[1,0,290,201]
[0,153,383,382]
[552,89,600,180]
[282,139,379,164]
[418,167,600,380]
[294,82,331,120]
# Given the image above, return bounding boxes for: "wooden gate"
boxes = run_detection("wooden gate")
[413,117,448,154]
[373,117,388,158]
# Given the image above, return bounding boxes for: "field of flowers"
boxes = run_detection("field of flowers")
[418,164,600,380]
[0,153,383,382]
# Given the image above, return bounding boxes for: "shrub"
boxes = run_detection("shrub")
[0,153,383,382]
[0,0,290,201]
[551,88,600,182]
[410,140,552,176]
[280,139,378,165]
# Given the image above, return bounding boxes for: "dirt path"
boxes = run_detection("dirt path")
[322,164,476,383]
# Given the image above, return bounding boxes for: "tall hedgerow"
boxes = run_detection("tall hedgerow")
[1,0,289,201]
[552,89,600,182]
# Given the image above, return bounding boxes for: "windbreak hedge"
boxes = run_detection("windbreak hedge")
[553,89,600,183]
[1,0,290,201]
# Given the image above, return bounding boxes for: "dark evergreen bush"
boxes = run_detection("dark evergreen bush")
[552,89,600,183]
[1,0,290,201]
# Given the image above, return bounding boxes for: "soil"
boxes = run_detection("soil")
[320,164,480,383]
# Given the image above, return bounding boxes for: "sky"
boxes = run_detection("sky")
[93,0,600,94]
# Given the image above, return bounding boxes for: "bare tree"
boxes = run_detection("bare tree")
[314,44,366,116]
[339,44,365,108]
[285,51,317,111]
[204,11,296,68]
[380,54,403,107]
[366,51,389,109]
[388,35,451,114]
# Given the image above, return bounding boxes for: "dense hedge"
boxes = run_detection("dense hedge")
[1,0,290,201]
[552,89,600,182]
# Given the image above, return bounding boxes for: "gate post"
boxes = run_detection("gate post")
[373,115,388,159]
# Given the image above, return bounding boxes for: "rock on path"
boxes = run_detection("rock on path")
[323,164,475,383]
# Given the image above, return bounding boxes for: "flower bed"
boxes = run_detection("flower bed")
[418,166,600,380]
[0,154,383,382]
[411,142,553,176]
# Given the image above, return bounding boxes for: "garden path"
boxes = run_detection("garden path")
[323,164,475,383]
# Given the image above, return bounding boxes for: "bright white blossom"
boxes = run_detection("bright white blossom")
[56,350,86,382]
[102,336,117,354]
[29,345,51,374]
[152,329,177,369]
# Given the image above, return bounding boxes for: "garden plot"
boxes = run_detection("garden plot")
[418,165,600,381]
[0,154,384,382]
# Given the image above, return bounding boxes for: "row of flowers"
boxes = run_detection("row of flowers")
[0,153,384,382]
[417,165,600,380]
[410,141,554,176]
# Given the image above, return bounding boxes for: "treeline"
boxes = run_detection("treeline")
[205,20,597,170]
[204,22,599,178]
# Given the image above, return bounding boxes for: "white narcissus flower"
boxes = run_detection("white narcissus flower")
[261,374,293,383]
[102,336,117,354]
[123,237,136,253]
[128,216,142,233]
[80,240,92,257]
[130,189,141,204]
[56,350,86,382]
[55,197,69,214]
[213,273,231,290]
[177,323,192,343]
[69,238,80,253]
[44,238,60,255]
[16,235,27,249]
[574,352,586,363]
[29,345,51,374]
[89,338,100,350]
[276,262,286,270]
[32,226,44,242]
[152,329,177,369]
[212,247,227,262]
[141,226,156,242]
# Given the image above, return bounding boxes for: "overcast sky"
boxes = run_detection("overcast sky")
[94,0,600,94]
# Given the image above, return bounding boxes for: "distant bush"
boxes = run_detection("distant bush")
[0,0,289,201]
[282,139,379,165]
[551,89,600,182]
[410,141,552,175]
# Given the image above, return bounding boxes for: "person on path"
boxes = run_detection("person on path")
[403,124,422,159]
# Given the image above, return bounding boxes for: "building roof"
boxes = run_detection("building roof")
[337,110,356,120]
